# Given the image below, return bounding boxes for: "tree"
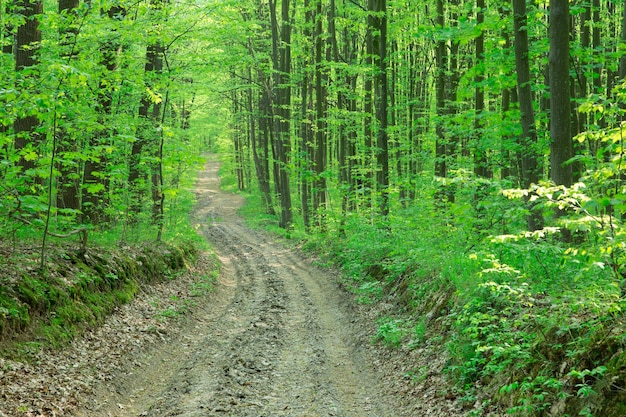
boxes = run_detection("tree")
[82,3,126,224]
[549,0,573,189]
[128,0,165,220]
[13,0,43,175]
[56,0,81,212]
[371,0,389,217]
[434,0,452,206]
[313,0,327,226]
[513,0,543,231]
[473,0,489,179]
[268,0,293,229]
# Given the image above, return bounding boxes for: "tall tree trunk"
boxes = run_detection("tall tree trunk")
[1,3,13,55]
[434,0,452,206]
[550,0,573,242]
[313,0,327,227]
[372,0,389,217]
[128,40,164,216]
[128,0,166,226]
[233,93,245,191]
[337,5,357,231]
[299,0,313,230]
[619,0,626,81]
[269,0,293,229]
[1,3,14,160]
[513,0,543,231]
[498,5,517,182]
[248,64,275,215]
[549,0,573,188]
[56,0,81,212]
[473,0,489,179]
[14,0,43,175]
[360,0,376,212]
[258,85,276,214]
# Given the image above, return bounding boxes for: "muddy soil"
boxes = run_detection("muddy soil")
[72,156,463,417]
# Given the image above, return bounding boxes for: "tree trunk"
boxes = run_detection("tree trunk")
[299,0,313,230]
[128,41,164,216]
[549,0,573,242]
[549,0,573,188]
[126,0,166,227]
[434,0,452,206]
[269,0,293,229]
[14,0,43,175]
[372,0,389,217]
[1,2,13,55]
[619,0,626,81]
[473,0,489,179]
[56,0,81,212]
[313,0,327,227]
[248,63,275,215]
[513,0,543,231]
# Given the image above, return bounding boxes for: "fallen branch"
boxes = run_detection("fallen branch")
[13,215,88,255]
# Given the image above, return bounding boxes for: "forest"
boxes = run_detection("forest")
[2,0,626,415]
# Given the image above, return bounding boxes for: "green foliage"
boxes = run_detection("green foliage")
[0,0,227,264]
[0,241,197,358]
[189,270,218,297]
[230,156,626,415]
[375,316,408,348]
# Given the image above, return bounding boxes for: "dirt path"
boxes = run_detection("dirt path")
[76,156,404,416]
[0,156,465,417]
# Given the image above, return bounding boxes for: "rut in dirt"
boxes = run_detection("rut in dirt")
[110,157,401,416]
[144,157,396,416]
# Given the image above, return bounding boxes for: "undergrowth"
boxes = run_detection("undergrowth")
[232,164,626,416]
[0,241,198,360]
[0,159,212,360]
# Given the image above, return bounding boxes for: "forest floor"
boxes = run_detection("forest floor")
[2,156,466,416]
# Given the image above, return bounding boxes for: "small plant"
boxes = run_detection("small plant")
[356,280,383,304]
[404,365,429,383]
[190,273,217,297]
[157,306,181,320]
[375,316,407,347]
[407,320,427,349]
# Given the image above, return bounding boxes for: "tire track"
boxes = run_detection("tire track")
[78,156,400,416]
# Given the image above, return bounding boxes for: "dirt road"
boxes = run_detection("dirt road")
[79,156,406,416]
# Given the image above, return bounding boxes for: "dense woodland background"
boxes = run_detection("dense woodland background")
[3,0,626,415]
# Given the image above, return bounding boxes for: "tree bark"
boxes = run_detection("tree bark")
[313,0,327,226]
[549,0,573,188]
[620,0,626,80]
[269,0,293,229]
[513,0,543,231]
[13,0,43,174]
[372,0,389,217]
[473,0,489,179]
[434,0,452,206]
[56,0,81,212]
[127,0,166,225]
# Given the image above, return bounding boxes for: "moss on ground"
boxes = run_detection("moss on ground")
[0,241,197,359]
